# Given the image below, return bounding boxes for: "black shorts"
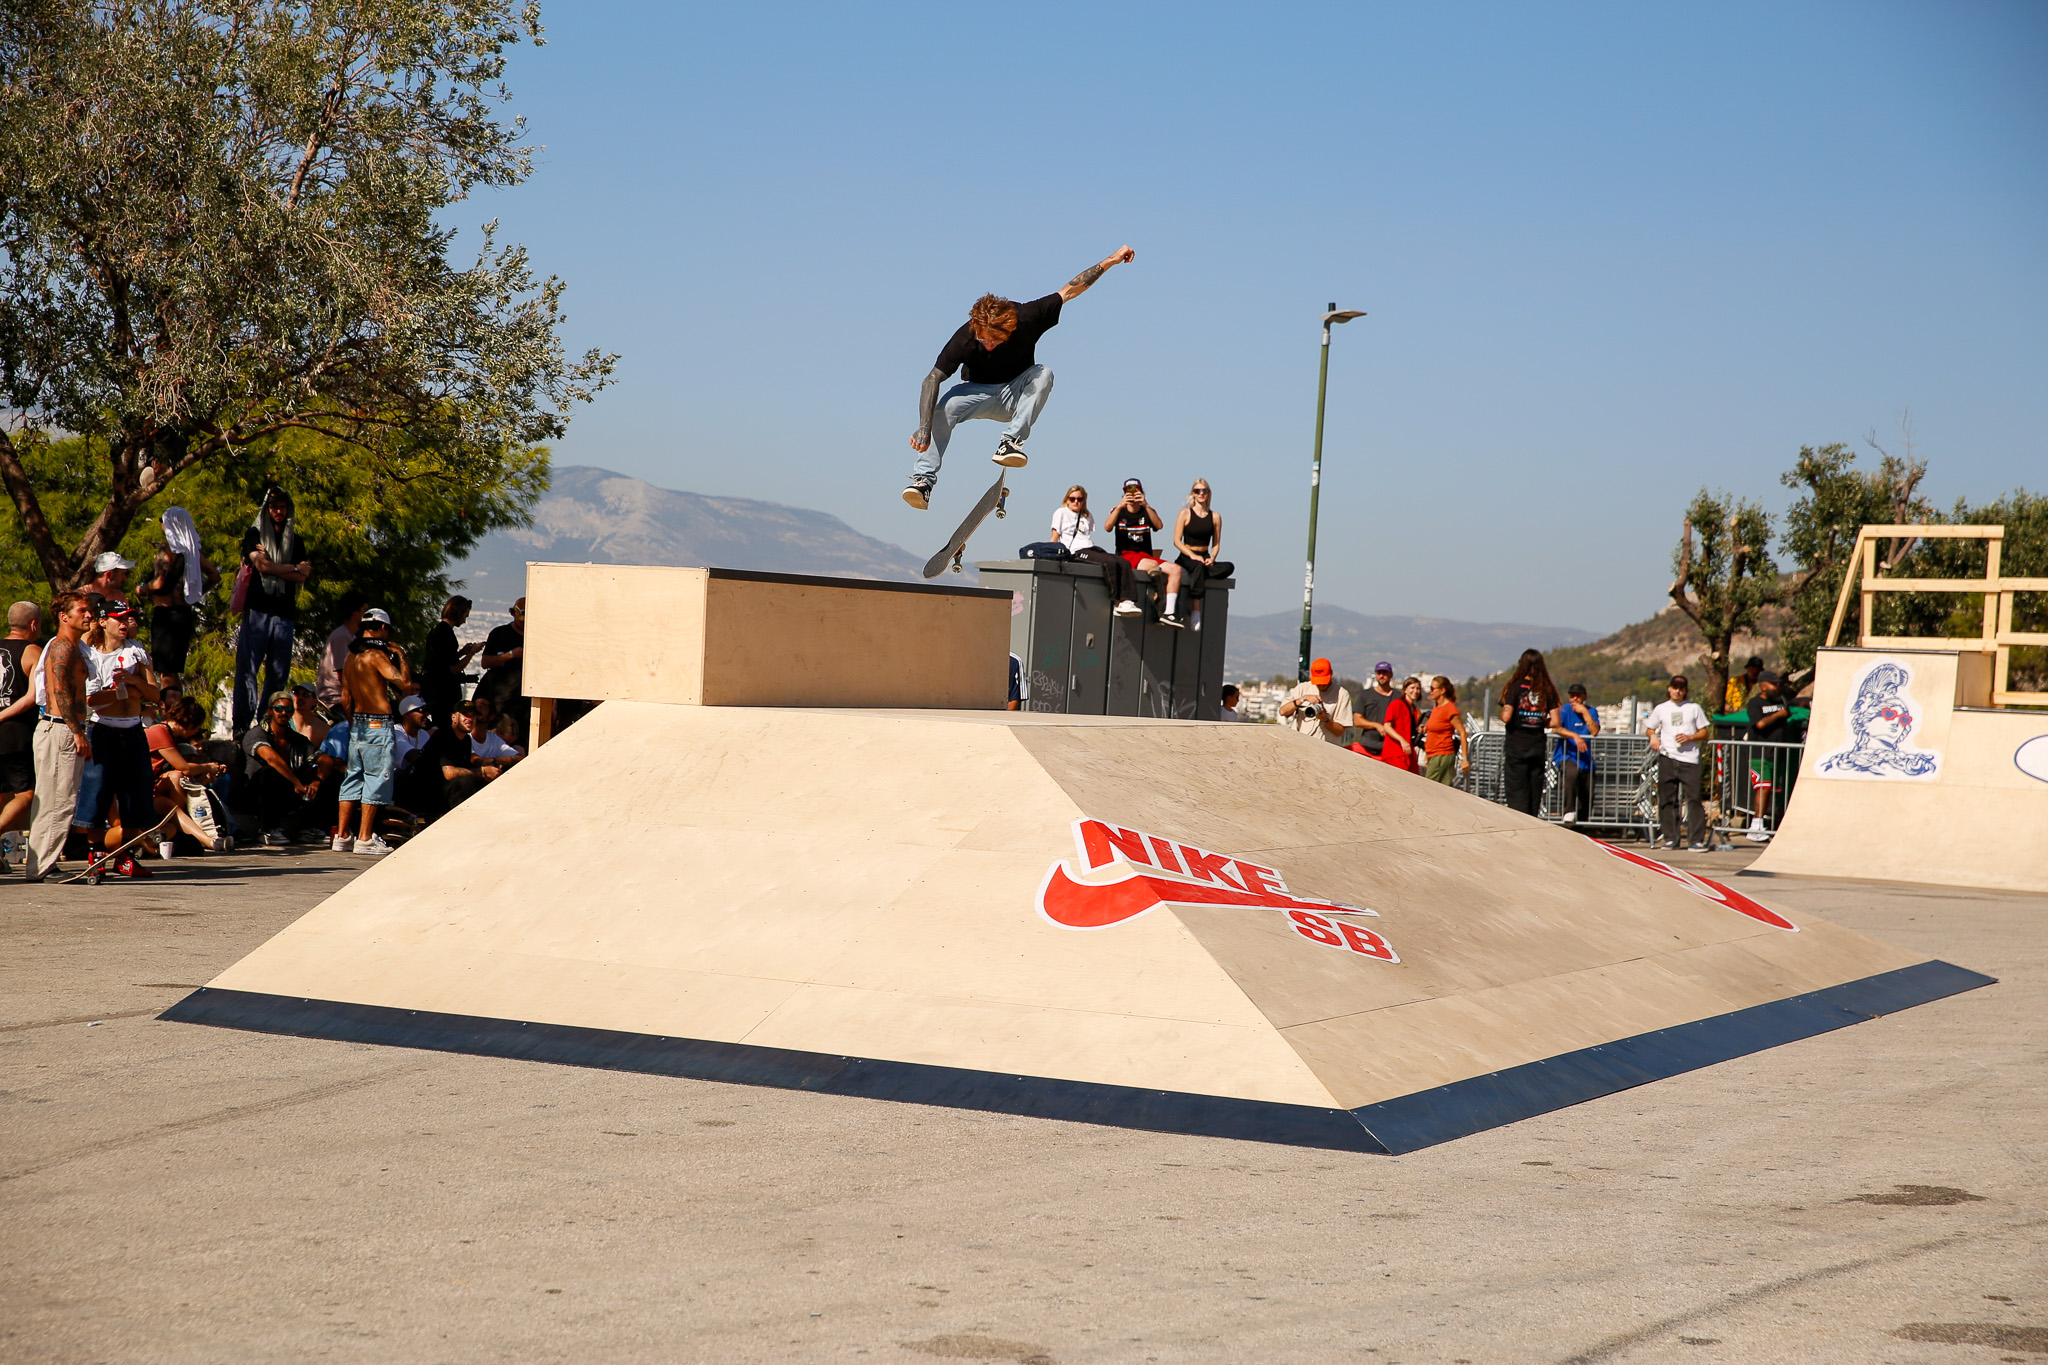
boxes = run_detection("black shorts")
[152,603,198,674]
[0,748,31,795]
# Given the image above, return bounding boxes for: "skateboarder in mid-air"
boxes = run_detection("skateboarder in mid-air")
[904,244,1136,509]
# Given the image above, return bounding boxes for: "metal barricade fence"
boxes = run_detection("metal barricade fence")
[1709,738,1804,845]
[1467,730,1805,845]
[1467,732,1657,834]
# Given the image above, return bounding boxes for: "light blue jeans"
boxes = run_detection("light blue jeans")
[914,365,1054,478]
[233,607,296,735]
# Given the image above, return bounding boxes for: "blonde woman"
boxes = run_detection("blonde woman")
[1172,480,1235,626]
[1050,486,1141,617]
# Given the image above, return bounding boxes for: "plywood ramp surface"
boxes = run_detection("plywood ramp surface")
[174,703,1991,1153]
[1751,646,2048,893]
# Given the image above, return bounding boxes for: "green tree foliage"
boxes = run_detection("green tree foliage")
[0,0,612,589]
[1865,490,2048,695]
[1775,442,1930,671]
[1668,489,1780,710]
[0,428,546,708]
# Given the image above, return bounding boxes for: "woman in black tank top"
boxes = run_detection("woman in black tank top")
[1172,480,1236,622]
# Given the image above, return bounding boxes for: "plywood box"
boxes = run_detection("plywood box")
[523,564,1012,709]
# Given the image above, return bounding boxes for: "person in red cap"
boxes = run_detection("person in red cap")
[1279,658,1354,743]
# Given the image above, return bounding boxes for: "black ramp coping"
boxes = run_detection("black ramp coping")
[161,957,1993,1156]
[158,989,1387,1154]
[1351,958,1996,1155]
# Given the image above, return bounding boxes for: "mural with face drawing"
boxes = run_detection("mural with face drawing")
[1816,657,1941,780]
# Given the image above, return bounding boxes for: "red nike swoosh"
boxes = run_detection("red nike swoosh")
[1590,839,1797,931]
[1037,862,1368,930]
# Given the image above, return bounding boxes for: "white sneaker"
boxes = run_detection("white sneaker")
[354,834,394,856]
[330,833,355,853]
[1560,812,1578,826]
[1113,600,1142,618]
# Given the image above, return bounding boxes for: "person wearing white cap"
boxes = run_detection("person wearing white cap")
[333,607,410,855]
[89,550,134,608]
[392,694,435,814]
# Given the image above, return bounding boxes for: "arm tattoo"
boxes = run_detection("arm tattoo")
[918,366,944,439]
[1066,261,1106,292]
[45,639,88,726]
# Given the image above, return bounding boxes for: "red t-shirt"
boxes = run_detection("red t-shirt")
[1379,699,1417,770]
[146,723,177,778]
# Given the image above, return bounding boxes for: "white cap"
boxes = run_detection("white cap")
[93,551,135,573]
[361,607,392,626]
[399,695,426,715]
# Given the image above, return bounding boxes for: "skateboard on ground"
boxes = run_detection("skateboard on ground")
[61,811,177,885]
[922,470,1009,578]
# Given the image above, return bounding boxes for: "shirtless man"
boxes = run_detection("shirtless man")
[903,244,1136,510]
[84,602,165,872]
[335,607,412,856]
[24,594,97,880]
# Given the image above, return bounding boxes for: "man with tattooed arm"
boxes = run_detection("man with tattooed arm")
[24,593,96,881]
[902,244,1136,510]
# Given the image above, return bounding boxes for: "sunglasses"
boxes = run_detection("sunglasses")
[270,703,292,713]
[1876,705,1913,724]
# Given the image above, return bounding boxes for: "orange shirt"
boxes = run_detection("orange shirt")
[1425,702,1460,756]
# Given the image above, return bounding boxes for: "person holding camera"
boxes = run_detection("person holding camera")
[1279,657,1354,744]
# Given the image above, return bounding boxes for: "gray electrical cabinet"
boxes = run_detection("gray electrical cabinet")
[976,559,1233,720]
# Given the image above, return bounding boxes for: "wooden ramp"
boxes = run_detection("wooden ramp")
[1749,646,2048,895]
[164,704,1991,1153]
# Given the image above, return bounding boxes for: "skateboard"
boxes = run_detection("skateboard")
[61,811,177,885]
[922,470,1009,578]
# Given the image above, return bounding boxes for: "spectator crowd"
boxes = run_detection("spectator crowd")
[0,486,532,882]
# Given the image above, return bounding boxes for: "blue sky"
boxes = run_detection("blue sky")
[471,1,2047,632]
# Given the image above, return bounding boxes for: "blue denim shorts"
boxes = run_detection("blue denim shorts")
[340,714,396,805]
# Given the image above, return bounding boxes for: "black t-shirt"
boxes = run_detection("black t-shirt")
[933,294,1062,386]
[419,724,475,777]
[1504,680,1553,755]
[241,722,314,783]
[421,622,460,701]
[1353,687,1391,755]
[0,638,32,755]
[479,624,523,705]
[238,526,308,618]
[1745,692,1794,742]
[1111,506,1157,557]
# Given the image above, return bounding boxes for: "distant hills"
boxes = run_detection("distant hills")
[1223,607,1601,686]
[450,465,929,613]
[453,465,1602,681]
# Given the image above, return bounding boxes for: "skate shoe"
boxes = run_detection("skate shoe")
[903,475,935,510]
[113,854,152,878]
[331,833,355,853]
[992,436,1028,468]
[1159,611,1187,630]
[355,835,395,856]
[1113,600,1142,618]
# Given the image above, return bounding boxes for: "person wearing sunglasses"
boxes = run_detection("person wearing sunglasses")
[1050,486,1143,618]
[1171,480,1235,630]
[238,690,319,846]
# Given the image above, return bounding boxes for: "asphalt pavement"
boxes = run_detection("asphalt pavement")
[2,842,2041,1364]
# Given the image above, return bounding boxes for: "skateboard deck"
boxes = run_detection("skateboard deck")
[922,470,1009,578]
[61,811,177,885]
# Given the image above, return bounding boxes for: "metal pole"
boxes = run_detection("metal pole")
[1298,304,1335,682]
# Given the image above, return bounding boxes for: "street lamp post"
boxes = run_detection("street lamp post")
[1297,302,1366,681]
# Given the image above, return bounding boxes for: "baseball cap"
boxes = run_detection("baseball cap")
[361,607,392,626]
[1374,661,1393,674]
[1759,670,1784,685]
[103,600,137,619]
[93,551,134,574]
[399,695,426,715]
[1122,477,1143,490]
[1309,658,1334,685]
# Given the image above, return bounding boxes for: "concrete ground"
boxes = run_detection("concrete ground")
[2,842,2041,1365]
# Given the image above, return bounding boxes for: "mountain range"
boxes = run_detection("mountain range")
[453,465,1599,679]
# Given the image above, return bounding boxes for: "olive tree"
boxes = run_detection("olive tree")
[1668,490,1780,713]
[0,0,613,589]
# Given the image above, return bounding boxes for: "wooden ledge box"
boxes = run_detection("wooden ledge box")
[522,564,1013,709]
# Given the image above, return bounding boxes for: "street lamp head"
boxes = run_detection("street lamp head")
[1322,308,1367,325]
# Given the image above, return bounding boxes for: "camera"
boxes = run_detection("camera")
[1298,702,1321,719]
